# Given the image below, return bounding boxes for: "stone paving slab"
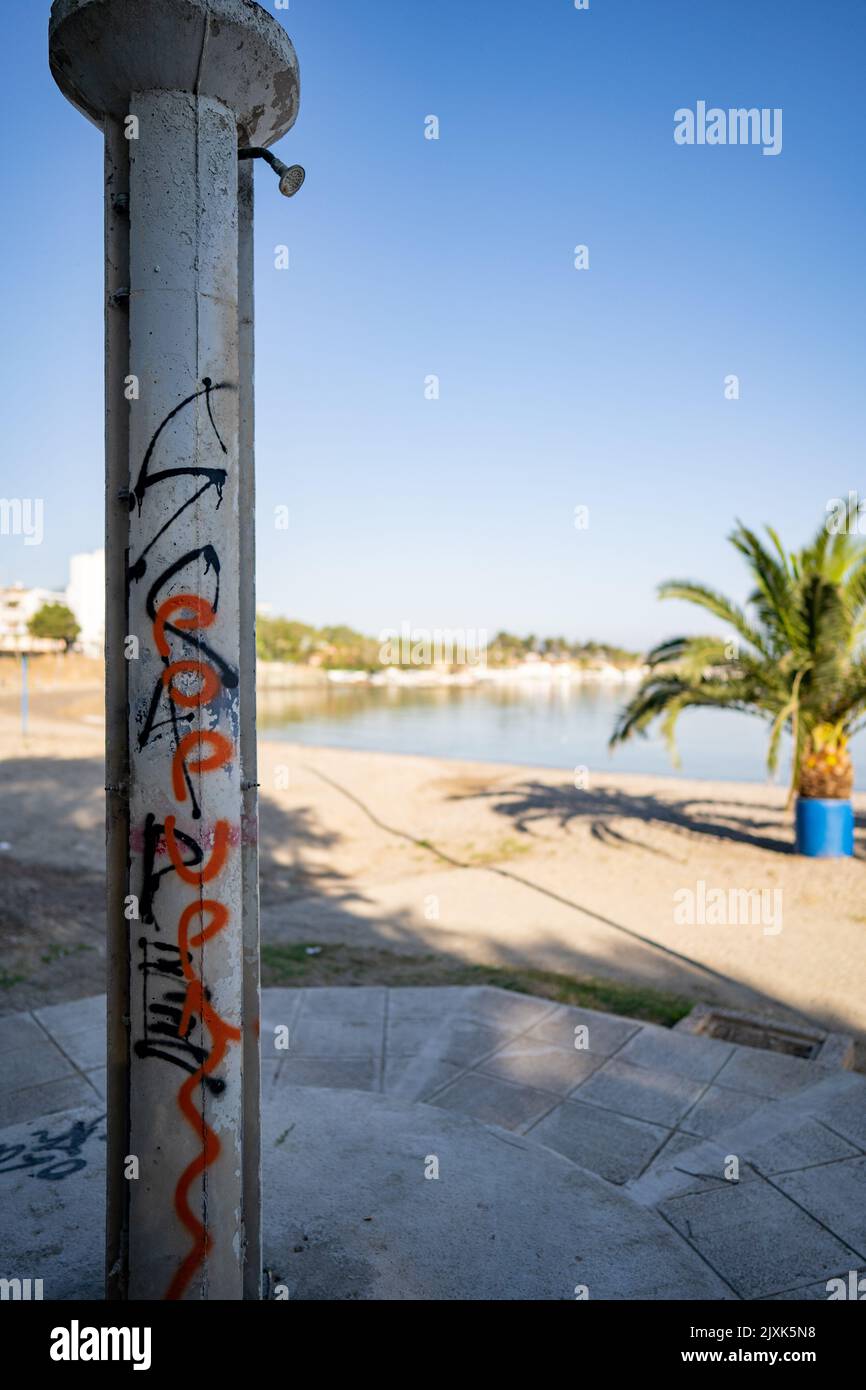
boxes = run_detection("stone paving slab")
[84,1067,107,1100]
[675,1083,769,1139]
[643,1131,761,1193]
[773,1156,866,1255]
[456,986,554,1033]
[713,1047,833,1098]
[748,1119,861,1176]
[0,1012,50,1053]
[33,995,105,1035]
[479,1037,602,1095]
[0,1074,100,1129]
[0,1040,78,1098]
[260,988,305,1041]
[659,1178,861,1300]
[44,1024,105,1073]
[0,998,103,1127]
[385,986,470,1056]
[287,986,387,1059]
[528,1098,671,1185]
[431,1071,556,1132]
[385,1055,462,1101]
[801,1078,866,1151]
[434,1016,516,1068]
[570,1057,707,1129]
[372,988,563,1104]
[525,1003,641,1056]
[617,1025,734,1083]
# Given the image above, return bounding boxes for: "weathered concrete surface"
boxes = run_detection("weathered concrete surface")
[49,0,299,146]
[0,1092,729,1302]
[48,0,301,1303]
[259,1087,730,1301]
[0,1104,105,1301]
[121,82,247,1303]
[2,988,865,1300]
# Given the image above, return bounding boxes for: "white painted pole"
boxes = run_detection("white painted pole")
[48,0,300,1301]
[125,84,246,1302]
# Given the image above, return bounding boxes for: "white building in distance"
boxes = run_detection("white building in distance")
[0,550,105,657]
[0,583,67,653]
[66,549,105,658]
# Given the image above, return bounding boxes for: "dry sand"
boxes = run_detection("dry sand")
[1,694,864,1057]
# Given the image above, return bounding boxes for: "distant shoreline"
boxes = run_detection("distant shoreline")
[260,659,648,692]
[0,651,647,695]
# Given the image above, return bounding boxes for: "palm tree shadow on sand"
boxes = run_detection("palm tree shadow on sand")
[448,778,866,860]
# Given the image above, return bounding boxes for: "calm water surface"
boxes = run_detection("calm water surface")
[258,683,866,788]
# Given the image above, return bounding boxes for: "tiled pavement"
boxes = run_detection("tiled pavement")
[2,985,865,1300]
[0,995,106,1127]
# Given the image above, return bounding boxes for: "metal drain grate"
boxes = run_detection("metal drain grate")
[675,1003,854,1068]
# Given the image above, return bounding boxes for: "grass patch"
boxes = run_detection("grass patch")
[260,942,692,1027]
[462,964,691,1026]
[464,836,533,866]
[40,943,94,966]
[261,944,324,981]
[0,969,26,990]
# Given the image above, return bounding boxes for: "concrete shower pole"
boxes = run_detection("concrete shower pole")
[48,0,300,1300]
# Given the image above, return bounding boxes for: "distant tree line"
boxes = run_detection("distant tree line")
[486,632,640,667]
[255,617,382,670]
[256,615,640,671]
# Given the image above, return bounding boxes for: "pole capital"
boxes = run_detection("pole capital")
[49,0,299,146]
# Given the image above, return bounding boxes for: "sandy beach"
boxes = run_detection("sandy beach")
[1,693,865,1060]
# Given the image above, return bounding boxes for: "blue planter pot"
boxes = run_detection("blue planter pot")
[795,797,854,858]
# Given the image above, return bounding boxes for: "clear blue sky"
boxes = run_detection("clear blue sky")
[1,0,864,649]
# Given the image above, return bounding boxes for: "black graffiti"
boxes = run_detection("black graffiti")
[126,378,230,590]
[129,380,237,1091]
[129,386,238,813]
[135,937,224,1094]
[138,813,204,925]
[136,542,239,781]
[0,1115,105,1181]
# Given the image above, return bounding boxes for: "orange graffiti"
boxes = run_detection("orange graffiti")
[165,900,241,1302]
[162,659,222,708]
[154,594,216,659]
[147,570,242,1299]
[171,730,234,802]
[163,815,230,885]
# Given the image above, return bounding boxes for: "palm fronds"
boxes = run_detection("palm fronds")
[611,507,866,801]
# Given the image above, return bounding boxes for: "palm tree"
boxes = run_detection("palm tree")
[610,507,866,804]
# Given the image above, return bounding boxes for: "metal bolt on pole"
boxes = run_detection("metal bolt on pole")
[48,0,300,1301]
